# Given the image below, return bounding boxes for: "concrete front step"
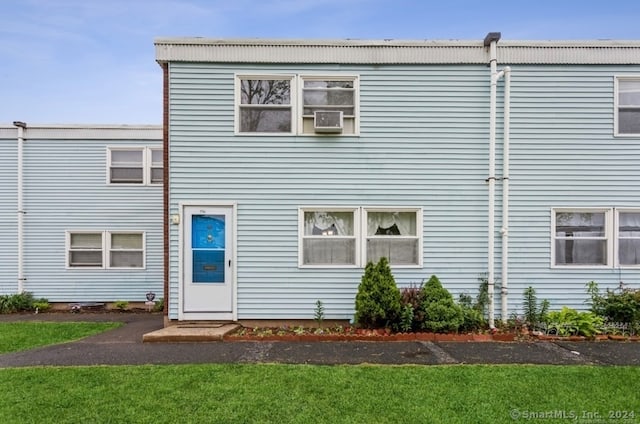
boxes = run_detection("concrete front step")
[143,323,240,343]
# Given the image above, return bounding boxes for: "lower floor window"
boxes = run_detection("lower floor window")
[552,208,640,268]
[67,231,145,269]
[299,207,422,267]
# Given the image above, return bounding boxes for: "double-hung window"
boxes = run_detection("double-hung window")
[67,231,145,269]
[301,77,358,135]
[299,207,421,267]
[617,210,640,267]
[236,74,359,135]
[108,147,162,185]
[68,232,104,267]
[552,209,611,267]
[365,209,421,266]
[300,209,358,266]
[237,77,294,133]
[615,76,640,136]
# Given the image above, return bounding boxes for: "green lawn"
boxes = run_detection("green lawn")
[0,322,122,353]
[0,364,638,423]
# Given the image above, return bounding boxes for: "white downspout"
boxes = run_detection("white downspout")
[501,67,511,323]
[13,121,27,293]
[485,33,501,329]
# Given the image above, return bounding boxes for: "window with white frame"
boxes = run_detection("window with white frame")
[552,209,611,266]
[617,210,640,266]
[109,233,144,268]
[301,77,358,135]
[68,232,104,267]
[236,74,359,135]
[616,76,640,136]
[365,209,421,266]
[108,147,162,185]
[238,77,293,133]
[300,209,357,266]
[67,231,145,269]
[149,148,163,184]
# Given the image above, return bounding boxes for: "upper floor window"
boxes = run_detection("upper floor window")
[615,76,640,136]
[108,147,162,185]
[238,77,293,133]
[236,74,359,135]
[301,77,358,135]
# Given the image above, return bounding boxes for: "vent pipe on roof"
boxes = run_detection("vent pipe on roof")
[13,121,27,293]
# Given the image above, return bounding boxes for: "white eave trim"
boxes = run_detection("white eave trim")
[0,124,162,140]
[155,37,640,65]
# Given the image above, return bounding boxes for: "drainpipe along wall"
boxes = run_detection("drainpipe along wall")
[501,67,512,323]
[13,121,27,293]
[485,32,503,328]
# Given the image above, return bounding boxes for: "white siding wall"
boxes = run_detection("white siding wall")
[0,128,163,303]
[0,136,18,293]
[168,63,496,319]
[508,66,640,312]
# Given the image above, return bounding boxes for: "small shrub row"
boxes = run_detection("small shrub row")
[0,292,49,314]
[354,258,487,333]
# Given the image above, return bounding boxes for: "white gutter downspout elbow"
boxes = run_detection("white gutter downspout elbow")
[484,32,501,329]
[13,121,27,293]
[501,67,511,323]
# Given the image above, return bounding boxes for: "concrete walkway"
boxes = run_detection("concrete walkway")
[1,312,639,368]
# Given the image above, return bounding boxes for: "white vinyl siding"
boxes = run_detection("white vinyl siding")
[615,76,640,136]
[108,147,162,185]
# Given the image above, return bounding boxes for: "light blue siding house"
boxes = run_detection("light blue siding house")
[156,34,640,325]
[0,124,163,305]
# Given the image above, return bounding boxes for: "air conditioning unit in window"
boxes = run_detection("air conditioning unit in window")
[313,111,343,133]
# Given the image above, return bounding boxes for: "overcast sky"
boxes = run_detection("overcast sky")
[2,0,639,125]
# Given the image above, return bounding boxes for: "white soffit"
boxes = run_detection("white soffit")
[155,38,640,65]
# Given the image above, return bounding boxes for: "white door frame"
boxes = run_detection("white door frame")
[178,201,237,321]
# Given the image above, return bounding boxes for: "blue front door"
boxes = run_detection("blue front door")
[183,205,234,318]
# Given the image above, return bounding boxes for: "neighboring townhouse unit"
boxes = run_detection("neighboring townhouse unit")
[155,34,640,324]
[0,124,163,304]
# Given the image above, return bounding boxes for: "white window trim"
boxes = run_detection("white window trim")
[298,74,360,136]
[614,75,640,138]
[298,207,360,268]
[234,74,297,136]
[550,208,613,269]
[107,231,146,269]
[66,230,146,270]
[66,231,105,269]
[235,74,360,136]
[615,208,640,268]
[107,146,162,186]
[148,148,163,186]
[298,206,422,268]
[363,207,423,268]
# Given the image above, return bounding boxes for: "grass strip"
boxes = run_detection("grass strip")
[0,364,638,423]
[0,322,122,353]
